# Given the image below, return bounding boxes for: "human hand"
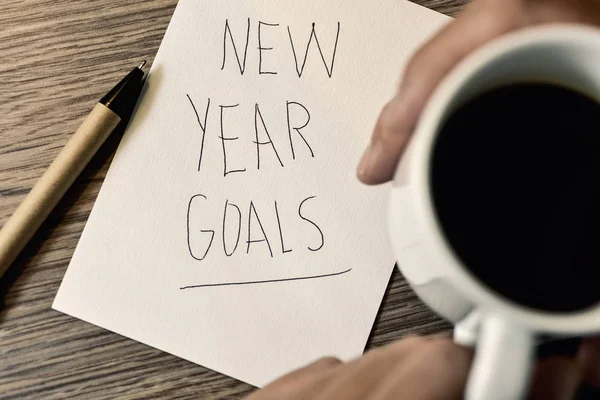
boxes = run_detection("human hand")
[245,337,472,400]
[356,0,600,184]
[244,336,600,399]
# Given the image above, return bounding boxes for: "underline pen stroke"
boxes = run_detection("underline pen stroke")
[179,268,352,290]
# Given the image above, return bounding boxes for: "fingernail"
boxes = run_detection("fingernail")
[357,140,384,180]
[381,95,412,139]
[357,143,374,179]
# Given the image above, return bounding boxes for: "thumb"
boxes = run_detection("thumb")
[357,0,524,184]
[579,337,600,387]
[529,357,582,400]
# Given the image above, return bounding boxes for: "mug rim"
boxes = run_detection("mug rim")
[411,24,600,333]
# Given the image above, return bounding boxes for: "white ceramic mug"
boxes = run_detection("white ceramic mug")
[388,25,600,400]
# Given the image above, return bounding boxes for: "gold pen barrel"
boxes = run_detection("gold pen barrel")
[0,104,121,275]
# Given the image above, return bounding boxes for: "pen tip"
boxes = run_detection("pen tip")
[138,60,147,70]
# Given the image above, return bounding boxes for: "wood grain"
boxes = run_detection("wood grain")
[0,1,466,399]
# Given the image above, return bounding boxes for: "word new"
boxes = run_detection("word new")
[222,19,341,77]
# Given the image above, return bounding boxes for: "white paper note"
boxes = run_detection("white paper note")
[53,0,448,387]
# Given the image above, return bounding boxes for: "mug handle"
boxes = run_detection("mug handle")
[465,314,534,400]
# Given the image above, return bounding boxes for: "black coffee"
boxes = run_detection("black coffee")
[431,82,600,313]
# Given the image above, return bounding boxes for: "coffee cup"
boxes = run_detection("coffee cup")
[389,25,600,400]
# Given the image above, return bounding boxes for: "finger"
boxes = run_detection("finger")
[357,0,525,184]
[579,336,600,387]
[245,356,342,400]
[528,357,582,400]
[312,337,426,400]
[371,339,472,400]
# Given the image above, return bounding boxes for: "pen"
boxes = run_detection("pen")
[0,61,147,278]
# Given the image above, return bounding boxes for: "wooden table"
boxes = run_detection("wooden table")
[0,1,464,398]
